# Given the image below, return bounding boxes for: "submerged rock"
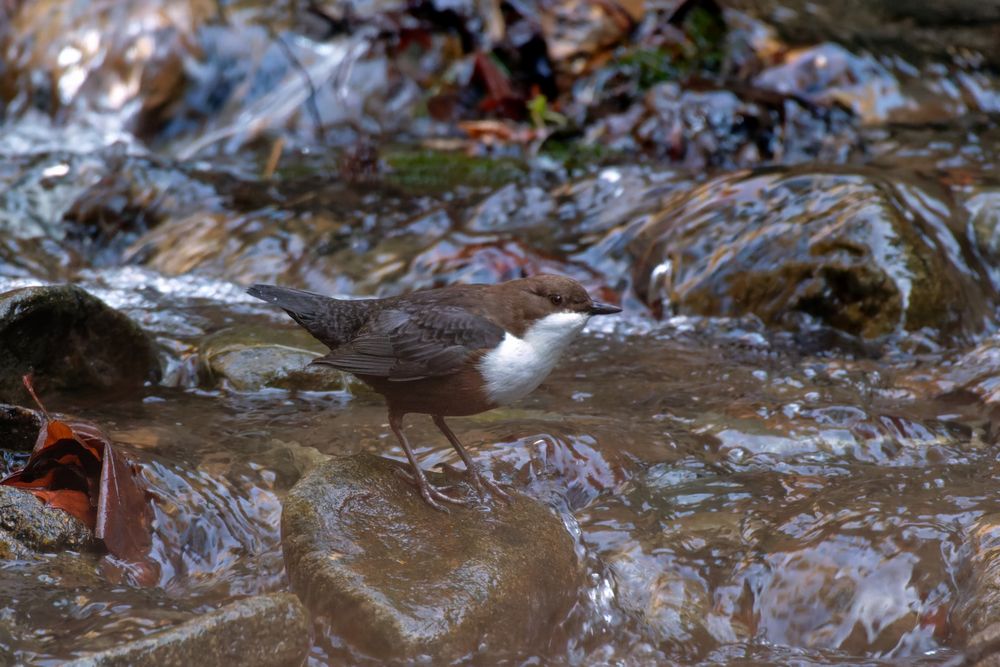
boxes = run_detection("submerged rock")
[608,544,714,648]
[281,452,580,661]
[629,168,996,343]
[966,622,1000,667]
[0,285,161,403]
[198,325,346,391]
[754,540,924,653]
[67,592,310,667]
[897,334,1000,406]
[954,514,1000,641]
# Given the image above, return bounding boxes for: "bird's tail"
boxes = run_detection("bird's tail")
[247,284,372,349]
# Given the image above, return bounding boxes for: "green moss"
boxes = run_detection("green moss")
[613,4,728,91]
[618,49,682,90]
[384,149,525,192]
[538,138,623,172]
[684,5,727,73]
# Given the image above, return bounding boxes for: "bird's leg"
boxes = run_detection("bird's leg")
[388,411,467,512]
[432,415,511,502]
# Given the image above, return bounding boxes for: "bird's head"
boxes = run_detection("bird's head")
[502,274,621,340]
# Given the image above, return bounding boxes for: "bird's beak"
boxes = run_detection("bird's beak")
[589,301,622,316]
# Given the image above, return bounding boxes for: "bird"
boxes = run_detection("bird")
[247,274,621,511]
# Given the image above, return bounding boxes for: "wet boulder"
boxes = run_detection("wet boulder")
[628,168,996,343]
[728,0,1000,71]
[281,452,581,661]
[954,514,1000,641]
[0,403,45,451]
[607,543,715,648]
[0,285,161,403]
[966,622,1000,667]
[198,325,346,392]
[0,486,95,555]
[67,592,310,667]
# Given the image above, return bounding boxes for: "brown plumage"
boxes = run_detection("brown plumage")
[248,275,620,510]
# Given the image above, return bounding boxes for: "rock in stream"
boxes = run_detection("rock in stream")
[66,592,310,667]
[0,486,95,557]
[281,452,581,661]
[629,168,996,343]
[198,325,346,391]
[952,514,1000,666]
[0,284,161,403]
[0,403,94,558]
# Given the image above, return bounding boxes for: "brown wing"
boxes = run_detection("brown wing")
[313,306,505,381]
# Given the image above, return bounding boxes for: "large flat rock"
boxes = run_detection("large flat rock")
[281,452,581,661]
[67,592,310,667]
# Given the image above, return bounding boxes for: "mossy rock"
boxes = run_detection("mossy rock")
[0,285,161,403]
[384,149,525,192]
[630,168,996,343]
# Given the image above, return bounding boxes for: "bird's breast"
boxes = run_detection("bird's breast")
[478,313,587,405]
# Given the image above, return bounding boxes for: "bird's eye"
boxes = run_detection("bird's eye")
[550,294,563,305]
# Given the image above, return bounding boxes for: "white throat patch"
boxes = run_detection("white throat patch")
[478,312,589,405]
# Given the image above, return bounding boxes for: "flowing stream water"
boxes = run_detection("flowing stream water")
[3,1,1000,663]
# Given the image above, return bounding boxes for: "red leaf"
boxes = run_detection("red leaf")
[2,383,155,578]
[40,420,76,450]
[472,52,525,120]
[474,53,513,99]
[28,489,96,528]
[96,445,153,563]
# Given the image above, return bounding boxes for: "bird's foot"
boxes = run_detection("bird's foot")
[453,463,512,504]
[393,467,468,513]
[436,462,468,484]
[475,470,513,504]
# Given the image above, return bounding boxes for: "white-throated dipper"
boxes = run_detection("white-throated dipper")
[247,275,621,510]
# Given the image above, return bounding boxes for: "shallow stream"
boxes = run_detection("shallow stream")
[4,0,1000,663]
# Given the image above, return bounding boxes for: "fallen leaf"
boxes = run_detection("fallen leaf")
[96,446,152,564]
[1,376,155,580]
[472,52,527,119]
[457,119,543,144]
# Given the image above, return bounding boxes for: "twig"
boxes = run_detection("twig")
[276,34,326,142]
[263,136,285,179]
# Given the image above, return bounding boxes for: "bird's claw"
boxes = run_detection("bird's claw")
[419,482,468,513]
[480,476,513,504]
[481,475,513,504]
[435,461,511,503]
[465,464,513,504]
[394,467,468,512]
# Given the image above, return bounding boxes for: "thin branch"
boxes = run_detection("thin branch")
[276,34,326,143]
